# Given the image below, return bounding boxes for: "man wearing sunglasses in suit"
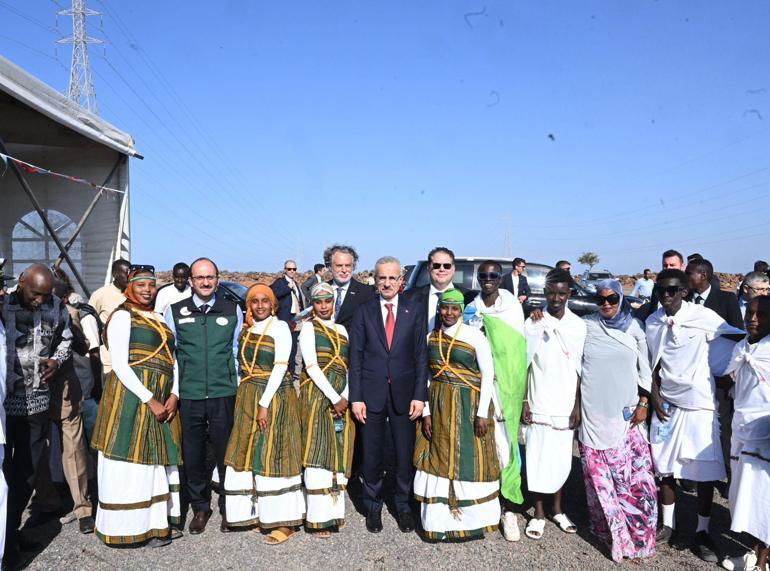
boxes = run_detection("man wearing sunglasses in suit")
[404,246,471,331]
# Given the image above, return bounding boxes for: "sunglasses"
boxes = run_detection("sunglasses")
[478,272,502,281]
[431,263,453,270]
[654,285,685,297]
[595,293,620,306]
[285,267,297,271]
[129,264,155,274]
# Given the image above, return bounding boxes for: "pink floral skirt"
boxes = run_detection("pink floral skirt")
[579,427,658,563]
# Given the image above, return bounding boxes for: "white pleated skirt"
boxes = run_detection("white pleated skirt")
[729,439,770,544]
[524,414,574,494]
[95,451,181,545]
[413,470,500,540]
[650,406,726,482]
[223,466,305,529]
[304,467,347,530]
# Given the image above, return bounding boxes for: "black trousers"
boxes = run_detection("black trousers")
[4,412,51,547]
[360,391,416,515]
[180,396,235,515]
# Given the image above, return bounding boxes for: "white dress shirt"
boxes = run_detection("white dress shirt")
[154,284,192,315]
[333,280,351,309]
[694,285,712,305]
[428,284,452,331]
[380,294,399,326]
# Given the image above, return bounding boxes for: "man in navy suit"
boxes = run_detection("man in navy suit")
[348,256,428,534]
[270,260,305,378]
[324,244,376,331]
[501,257,531,305]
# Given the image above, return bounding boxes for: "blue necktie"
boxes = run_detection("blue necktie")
[335,287,343,316]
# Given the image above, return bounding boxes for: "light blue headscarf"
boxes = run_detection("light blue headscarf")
[595,279,633,332]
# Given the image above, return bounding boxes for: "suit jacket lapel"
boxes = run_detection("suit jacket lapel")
[374,299,389,351]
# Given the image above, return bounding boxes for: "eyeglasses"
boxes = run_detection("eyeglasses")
[191,275,218,282]
[284,267,297,272]
[431,263,453,270]
[747,285,770,294]
[654,285,685,297]
[129,264,155,274]
[595,293,620,306]
[478,272,502,281]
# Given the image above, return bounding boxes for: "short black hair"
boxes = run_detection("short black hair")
[656,268,687,287]
[545,268,573,289]
[754,260,769,273]
[479,260,502,273]
[555,260,571,268]
[313,263,325,273]
[661,249,684,263]
[513,257,525,267]
[687,252,704,262]
[689,258,714,281]
[112,258,130,273]
[173,262,190,273]
[643,268,651,273]
[428,246,455,264]
[190,257,219,276]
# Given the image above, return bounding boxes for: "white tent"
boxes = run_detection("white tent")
[0,55,139,296]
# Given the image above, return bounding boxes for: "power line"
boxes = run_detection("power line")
[0,1,58,34]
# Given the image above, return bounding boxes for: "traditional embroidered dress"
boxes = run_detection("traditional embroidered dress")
[298,318,353,530]
[524,308,586,494]
[91,308,182,545]
[413,321,501,540]
[646,301,742,481]
[725,336,770,544]
[223,317,305,529]
[579,315,657,562]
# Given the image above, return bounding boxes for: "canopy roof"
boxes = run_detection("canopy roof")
[0,55,138,157]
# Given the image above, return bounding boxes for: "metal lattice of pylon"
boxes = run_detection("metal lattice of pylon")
[56,0,103,113]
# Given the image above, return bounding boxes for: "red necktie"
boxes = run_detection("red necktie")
[385,303,395,349]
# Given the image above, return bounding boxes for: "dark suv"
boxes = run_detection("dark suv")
[405,258,641,317]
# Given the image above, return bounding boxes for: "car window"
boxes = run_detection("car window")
[525,267,549,294]
[588,272,611,280]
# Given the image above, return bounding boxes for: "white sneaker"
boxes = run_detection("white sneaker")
[501,511,520,542]
[721,551,758,571]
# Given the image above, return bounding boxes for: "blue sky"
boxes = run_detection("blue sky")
[3,1,770,273]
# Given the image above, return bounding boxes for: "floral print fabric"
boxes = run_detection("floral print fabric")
[580,427,658,562]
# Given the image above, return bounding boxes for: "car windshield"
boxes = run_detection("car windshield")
[218,281,247,299]
[587,272,611,280]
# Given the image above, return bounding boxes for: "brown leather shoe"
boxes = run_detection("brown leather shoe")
[220,518,232,533]
[188,511,212,535]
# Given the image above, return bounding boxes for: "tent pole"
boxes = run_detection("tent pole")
[0,138,91,297]
[53,154,126,269]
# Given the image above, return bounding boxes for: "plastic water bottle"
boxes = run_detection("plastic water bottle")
[334,416,345,433]
[657,403,671,441]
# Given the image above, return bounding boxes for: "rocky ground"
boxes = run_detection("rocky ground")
[18,441,750,571]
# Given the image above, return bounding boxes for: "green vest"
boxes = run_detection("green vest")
[170,296,239,400]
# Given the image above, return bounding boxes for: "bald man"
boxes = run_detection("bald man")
[2,264,72,566]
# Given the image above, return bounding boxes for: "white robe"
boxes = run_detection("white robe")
[646,302,741,481]
[725,336,770,543]
[524,309,586,494]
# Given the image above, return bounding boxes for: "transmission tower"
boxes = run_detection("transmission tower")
[56,0,103,113]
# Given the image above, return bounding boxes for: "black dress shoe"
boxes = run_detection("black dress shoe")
[366,512,383,533]
[188,510,212,535]
[694,531,719,563]
[220,519,232,533]
[146,537,171,548]
[656,525,675,544]
[397,512,414,533]
[78,516,95,534]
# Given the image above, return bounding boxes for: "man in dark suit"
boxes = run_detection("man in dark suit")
[301,263,326,304]
[348,256,428,534]
[404,246,469,332]
[324,244,376,330]
[685,257,744,493]
[270,260,305,377]
[501,257,531,305]
[635,249,686,322]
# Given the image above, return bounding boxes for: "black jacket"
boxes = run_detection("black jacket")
[403,284,473,328]
[347,295,429,414]
[501,273,531,300]
[690,288,744,330]
[270,277,305,322]
[330,279,377,331]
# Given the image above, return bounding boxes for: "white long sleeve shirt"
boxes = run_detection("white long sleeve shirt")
[107,309,179,403]
[299,319,349,404]
[248,317,292,408]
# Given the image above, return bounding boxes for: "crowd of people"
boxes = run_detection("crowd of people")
[0,245,768,570]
